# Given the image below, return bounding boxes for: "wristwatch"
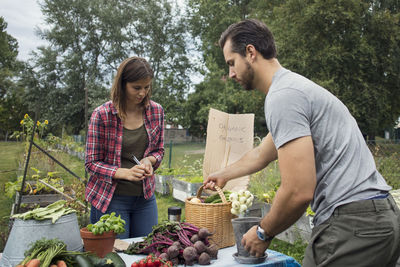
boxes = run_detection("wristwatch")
[256,224,274,242]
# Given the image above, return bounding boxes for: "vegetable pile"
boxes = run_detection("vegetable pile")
[75,252,126,267]
[18,238,82,267]
[125,221,218,265]
[190,189,255,216]
[18,238,125,267]
[87,212,126,235]
[130,254,171,267]
[189,190,231,204]
[229,190,254,216]
[12,200,76,223]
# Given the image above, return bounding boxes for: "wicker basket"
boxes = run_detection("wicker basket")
[185,185,235,248]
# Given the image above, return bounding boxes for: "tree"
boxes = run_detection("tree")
[265,0,400,139]
[187,0,400,139]
[0,17,26,140]
[126,0,192,124]
[20,0,192,134]
[185,0,270,137]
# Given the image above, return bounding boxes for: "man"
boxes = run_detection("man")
[204,19,400,266]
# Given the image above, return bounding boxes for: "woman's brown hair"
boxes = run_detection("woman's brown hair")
[111,56,154,120]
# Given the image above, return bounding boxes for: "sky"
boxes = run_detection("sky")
[1,0,49,61]
[1,0,187,62]
[1,0,203,86]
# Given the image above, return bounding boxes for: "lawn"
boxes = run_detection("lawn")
[0,142,24,250]
[161,142,205,169]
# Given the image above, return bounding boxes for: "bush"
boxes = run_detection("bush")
[376,152,400,189]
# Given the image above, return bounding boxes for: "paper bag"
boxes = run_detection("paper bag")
[203,108,254,191]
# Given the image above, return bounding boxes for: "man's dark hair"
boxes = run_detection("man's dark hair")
[219,19,277,59]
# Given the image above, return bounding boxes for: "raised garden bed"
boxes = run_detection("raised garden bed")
[154,174,172,195]
[171,177,203,202]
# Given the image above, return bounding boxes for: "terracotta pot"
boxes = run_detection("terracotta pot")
[80,227,116,258]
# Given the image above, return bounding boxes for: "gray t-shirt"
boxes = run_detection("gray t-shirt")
[265,67,391,226]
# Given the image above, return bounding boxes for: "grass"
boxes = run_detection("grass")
[161,142,205,169]
[155,192,185,222]
[0,142,25,250]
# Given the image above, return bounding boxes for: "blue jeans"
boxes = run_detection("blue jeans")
[90,194,158,239]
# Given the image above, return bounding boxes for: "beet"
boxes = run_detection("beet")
[183,246,198,264]
[170,256,179,266]
[198,228,212,240]
[198,252,211,265]
[206,243,219,259]
[193,240,206,254]
[167,245,180,259]
[159,252,169,261]
[172,241,182,249]
[185,260,195,266]
[190,234,200,243]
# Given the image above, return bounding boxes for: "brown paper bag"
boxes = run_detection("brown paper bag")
[203,108,254,191]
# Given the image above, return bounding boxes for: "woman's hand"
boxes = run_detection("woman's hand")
[114,165,147,181]
[141,157,154,176]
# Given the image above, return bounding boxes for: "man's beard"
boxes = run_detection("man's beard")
[242,61,255,91]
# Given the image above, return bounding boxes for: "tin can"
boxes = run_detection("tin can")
[168,206,182,222]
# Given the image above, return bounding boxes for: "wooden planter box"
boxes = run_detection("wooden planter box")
[154,174,173,195]
[171,177,203,202]
[263,203,313,244]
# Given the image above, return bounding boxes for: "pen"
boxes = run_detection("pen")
[131,155,141,165]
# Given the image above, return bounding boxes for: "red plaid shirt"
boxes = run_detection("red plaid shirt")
[85,100,164,212]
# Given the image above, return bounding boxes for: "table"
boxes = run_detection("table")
[118,238,301,267]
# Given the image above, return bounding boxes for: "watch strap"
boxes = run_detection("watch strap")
[258,223,274,241]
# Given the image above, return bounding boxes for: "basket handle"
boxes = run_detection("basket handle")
[196,184,228,203]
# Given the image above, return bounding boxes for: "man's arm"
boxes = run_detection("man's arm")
[204,133,278,189]
[242,135,316,257]
[261,135,316,235]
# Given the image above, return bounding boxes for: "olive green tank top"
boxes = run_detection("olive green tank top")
[114,124,149,196]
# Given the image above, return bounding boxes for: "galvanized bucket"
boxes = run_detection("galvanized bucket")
[0,213,83,267]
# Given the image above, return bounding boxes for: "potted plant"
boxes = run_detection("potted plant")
[80,212,126,258]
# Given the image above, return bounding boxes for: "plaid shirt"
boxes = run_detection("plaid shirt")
[85,100,164,212]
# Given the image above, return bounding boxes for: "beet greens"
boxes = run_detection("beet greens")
[124,221,201,255]
[124,221,218,265]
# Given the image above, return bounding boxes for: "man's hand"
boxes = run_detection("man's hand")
[242,225,270,258]
[203,171,228,190]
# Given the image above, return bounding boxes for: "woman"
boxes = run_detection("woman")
[85,56,164,238]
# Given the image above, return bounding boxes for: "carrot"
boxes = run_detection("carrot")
[25,259,40,267]
[50,265,58,267]
[16,265,25,267]
[56,260,67,267]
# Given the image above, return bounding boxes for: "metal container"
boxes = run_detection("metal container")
[231,216,267,264]
[0,213,83,267]
[168,206,182,222]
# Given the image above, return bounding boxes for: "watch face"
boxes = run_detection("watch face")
[257,226,265,241]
